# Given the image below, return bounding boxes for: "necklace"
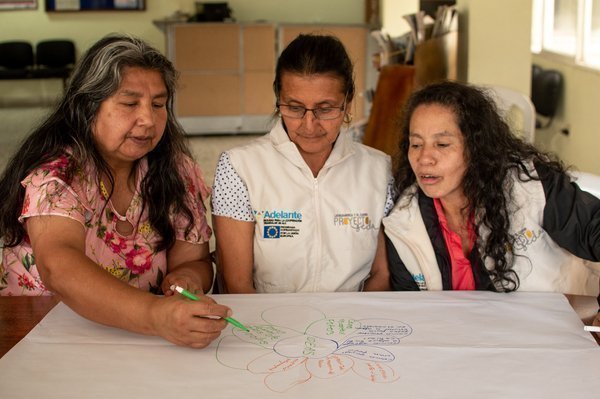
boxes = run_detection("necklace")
[99,180,128,222]
[99,180,110,200]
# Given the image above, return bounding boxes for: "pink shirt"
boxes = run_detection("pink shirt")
[433,198,476,290]
[0,153,211,296]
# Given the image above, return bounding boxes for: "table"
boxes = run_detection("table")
[1,292,599,398]
[1,293,598,359]
[0,295,59,358]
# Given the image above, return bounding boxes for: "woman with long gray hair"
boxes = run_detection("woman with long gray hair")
[0,34,231,348]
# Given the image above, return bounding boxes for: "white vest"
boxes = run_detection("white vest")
[383,175,600,296]
[227,121,391,293]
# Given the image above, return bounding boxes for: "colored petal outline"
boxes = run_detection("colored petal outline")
[335,345,395,362]
[263,360,312,393]
[261,305,326,333]
[273,335,338,359]
[247,352,307,374]
[305,317,360,342]
[343,318,412,344]
[215,335,271,370]
[232,324,299,349]
[352,360,400,383]
[305,354,354,379]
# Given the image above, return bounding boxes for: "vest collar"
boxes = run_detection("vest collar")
[270,119,355,174]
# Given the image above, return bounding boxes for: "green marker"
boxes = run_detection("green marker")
[170,285,250,332]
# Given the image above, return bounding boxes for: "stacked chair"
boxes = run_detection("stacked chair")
[0,39,75,90]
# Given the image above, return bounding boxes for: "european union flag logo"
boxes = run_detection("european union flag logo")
[263,225,281,238]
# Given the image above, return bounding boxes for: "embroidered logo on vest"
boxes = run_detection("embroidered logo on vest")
[512,227,543,252]
[255,209,302,239]
[412,273,428,290]
[333,212,375,231]
[264,226,281,239]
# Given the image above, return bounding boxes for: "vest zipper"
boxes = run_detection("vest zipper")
[313,178,322,291]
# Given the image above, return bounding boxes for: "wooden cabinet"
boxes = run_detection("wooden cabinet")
[279,24,370,122]
[163,22,372,135]
[167,23,275,134]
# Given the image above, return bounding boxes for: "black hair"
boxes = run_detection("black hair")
[273,33,355,103]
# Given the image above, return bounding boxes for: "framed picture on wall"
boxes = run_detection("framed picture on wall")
[45,0,145,11]
[0,0,37,9]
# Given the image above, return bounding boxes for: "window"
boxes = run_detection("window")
[532,0,600,69]
[584,0,600,66]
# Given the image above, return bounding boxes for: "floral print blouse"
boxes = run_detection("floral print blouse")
[0,153,212,296]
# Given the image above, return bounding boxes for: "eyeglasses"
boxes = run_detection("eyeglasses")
[277,100,347,121]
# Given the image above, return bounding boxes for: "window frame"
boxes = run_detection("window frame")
[532,0,600,71]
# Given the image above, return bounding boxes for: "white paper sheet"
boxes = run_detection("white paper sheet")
[1,291,598,398]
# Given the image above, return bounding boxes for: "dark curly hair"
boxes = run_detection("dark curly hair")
[393,81,567,291]
[0,34,195,252]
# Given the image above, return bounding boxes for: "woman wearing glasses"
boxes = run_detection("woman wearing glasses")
[211,34,393,293]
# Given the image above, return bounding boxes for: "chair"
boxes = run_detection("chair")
[0,41,34,79]
[531,64,563,127]
[33,39,76,89]
[486,85,536,144]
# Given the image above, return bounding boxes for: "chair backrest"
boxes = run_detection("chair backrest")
[0,41,34,69]
[531,64,563,118]
[35,40,75,68]
[571,171,600,199]
[486,85,536,144]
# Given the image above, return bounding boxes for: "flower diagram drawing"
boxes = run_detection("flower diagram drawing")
[215,305,413,393]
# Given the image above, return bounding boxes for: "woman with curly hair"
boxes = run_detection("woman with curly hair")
[381,81,600,296]
[0,34,231,348]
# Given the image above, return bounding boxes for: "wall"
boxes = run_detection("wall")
[381,0,418,37]
[0,0,364,104]
[454,0,600,174]
[456,0,600,174]
[455,0,532,94]
[211,0,364,25]
[0,0,364,52]
[3,1,599,174]
[379,0,532,94]
[532,55,600,174]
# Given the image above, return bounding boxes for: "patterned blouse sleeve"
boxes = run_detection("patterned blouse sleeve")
[173,156,213,244]
[211,152,254,222]
[383,176,396,216]
[19,160,89,227]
